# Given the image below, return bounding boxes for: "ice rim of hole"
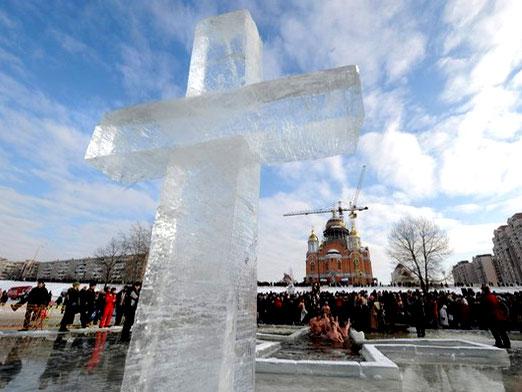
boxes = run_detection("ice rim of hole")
[255,337,510,380]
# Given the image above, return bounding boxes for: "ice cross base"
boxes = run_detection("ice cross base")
[85,9,364,392]
[124,138,259,391]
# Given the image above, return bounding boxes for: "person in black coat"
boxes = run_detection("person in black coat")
[114,287,127,326]
[121,282,141,342]
[93,288,107,325]
[80,282,97,328]
[59,282,81,332]
[0,289,8,306]
[55,294,63,309]
[412,293,426,337]
[11,279,50,330]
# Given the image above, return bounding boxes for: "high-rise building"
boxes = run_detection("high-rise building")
[35,255,148,283]
[452,254,499,286]
[0,258,23,280]
[472,254,499,286]
[305,211,373,285]
[0,255,148,283]
[452,260,478,285]
[492,212,522,284]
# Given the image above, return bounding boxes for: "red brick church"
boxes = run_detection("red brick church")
[305,211,373,285]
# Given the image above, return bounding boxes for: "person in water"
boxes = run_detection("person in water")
[326,316,344,343]
[309,313,351,343]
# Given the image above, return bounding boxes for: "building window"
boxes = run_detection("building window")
[310,262,315,272]
[337,260,341,269]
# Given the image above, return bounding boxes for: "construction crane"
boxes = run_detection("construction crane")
[283,165,368,230]
[347,164,367,232]
[20,244,43,281]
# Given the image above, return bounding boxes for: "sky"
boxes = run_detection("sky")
[0,0,521,283]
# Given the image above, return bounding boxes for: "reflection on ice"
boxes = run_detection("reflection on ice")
[401,364,506,392]
[0,333,519,392]
[256,362,514,392]
[0,332,127,392]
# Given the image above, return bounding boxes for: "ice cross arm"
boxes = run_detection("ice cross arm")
[85,65,363,183]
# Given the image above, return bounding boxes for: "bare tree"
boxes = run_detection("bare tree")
[120,222,152,283]
[95,237,124,284]
[387,216,451,293]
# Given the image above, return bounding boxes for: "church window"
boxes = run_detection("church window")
[337,260,341,269]
[310,262,315,272]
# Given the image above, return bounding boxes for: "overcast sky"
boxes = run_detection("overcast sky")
[1,1,521,283]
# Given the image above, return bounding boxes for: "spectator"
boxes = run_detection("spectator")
[11,279,50,331]
[412,293,426,337]
[80,282,97,328]
[481,286,511,349]
[59,282,81,332]
[114,286,127,326]
[298,298,308,324]
[99,287,117,328]
[121,282,142,342]
[93,288,107,325]
[55,294,64,309]
[440,304,449,328]
[0,289,8,306]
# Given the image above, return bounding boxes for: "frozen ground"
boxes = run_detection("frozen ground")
[0,304,80,330]
[0,329,520,392]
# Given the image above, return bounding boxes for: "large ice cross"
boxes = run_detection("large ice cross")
[86,10,363,392]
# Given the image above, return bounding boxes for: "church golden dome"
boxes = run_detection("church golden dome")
[308,229,318,242]
[325,217,344,229]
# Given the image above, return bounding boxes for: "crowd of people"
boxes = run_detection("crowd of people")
[2,281,520,349]
[57,281,141,340]
[258,284,521,348]
[2,280,141,341]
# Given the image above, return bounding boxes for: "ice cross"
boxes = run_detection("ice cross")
[86,10,363,392]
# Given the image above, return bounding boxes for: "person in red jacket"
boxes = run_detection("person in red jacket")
[481,286,511,349]
[99,287,117,328]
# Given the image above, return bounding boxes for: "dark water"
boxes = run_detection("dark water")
[274,335,362,361]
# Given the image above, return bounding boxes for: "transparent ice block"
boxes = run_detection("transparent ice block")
[85,9,364,392]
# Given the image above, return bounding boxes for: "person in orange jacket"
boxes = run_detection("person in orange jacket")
[99,287,117,328]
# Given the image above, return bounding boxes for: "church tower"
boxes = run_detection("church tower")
[306,228,319,282]
[347,223,361,251]
[305,211,373,285]
[308,228,319,253]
